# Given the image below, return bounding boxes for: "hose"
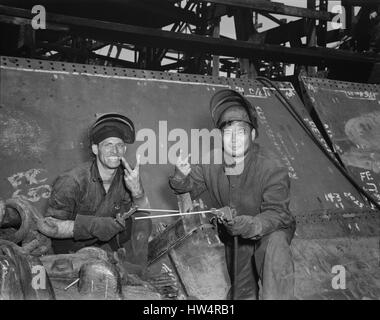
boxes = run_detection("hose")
[256,77,380,211]
[232,235,238,300]
[0,198,51,255]
[2,198,34,244]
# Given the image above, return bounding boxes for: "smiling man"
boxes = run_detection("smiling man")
[169,89,296,300]
[41,113,152,273]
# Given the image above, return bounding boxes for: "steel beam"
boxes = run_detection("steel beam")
[259,18,309,45]
[0,5,378,67]
[342,0,380,5]
[198,0,336,20]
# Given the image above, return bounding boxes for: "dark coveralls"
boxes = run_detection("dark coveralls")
[46,160,152,268]
[169,143,296,299]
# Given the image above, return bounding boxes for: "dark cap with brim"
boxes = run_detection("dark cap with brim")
[218,105,251,129]
[90,113,135,144]
[210,89,258,130]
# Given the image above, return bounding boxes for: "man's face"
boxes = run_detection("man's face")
[92,137,127,170]
[222,121,253,158]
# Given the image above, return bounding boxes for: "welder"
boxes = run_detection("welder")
[40,113,152,274]
[169,89,296,300]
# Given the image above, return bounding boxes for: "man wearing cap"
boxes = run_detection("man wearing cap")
[40,113,152,273]
[169,89,296,300]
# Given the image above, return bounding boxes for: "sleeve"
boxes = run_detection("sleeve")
[132,191,151,210]
[45,175,80,220]
[168,164,208,199]
[47,174,124,242]
[251,165,295,238]
[73,215,124,242]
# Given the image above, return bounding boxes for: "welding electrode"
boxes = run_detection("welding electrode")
[133,210,218,220]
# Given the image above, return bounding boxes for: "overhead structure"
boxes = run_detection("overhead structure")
[1,1,380,300]
[0,0,380,82]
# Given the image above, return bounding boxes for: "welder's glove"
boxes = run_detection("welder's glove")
[209,206,236,225]
[209,208,219,226]
[73,215,125,242]
[223,215,262,239]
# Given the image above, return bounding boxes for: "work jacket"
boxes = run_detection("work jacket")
[169,143,296,240]
[46,160,144,253]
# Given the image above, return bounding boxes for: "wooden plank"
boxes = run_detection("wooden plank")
[0,5,377,67]
[198,0,336,21]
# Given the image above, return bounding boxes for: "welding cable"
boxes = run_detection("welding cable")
[232,236,238,300]
[0,198,52,255]
[256,77,380,211]
[2,198,34,244]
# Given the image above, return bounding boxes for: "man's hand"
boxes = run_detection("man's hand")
[173,150,191,179]
[223,215,261,238]
[121,155,144,198]
[209,206,236,225]
[115,205,138,228]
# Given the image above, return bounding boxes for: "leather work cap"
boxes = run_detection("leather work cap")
[219,105,251,127]
[209,89,258,130]
[90,113,135,144]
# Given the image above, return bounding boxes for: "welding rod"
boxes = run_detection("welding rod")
[138,208,180,213]
[133,210,214,220]
[64,278,79,290]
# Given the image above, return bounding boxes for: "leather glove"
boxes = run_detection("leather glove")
[223,215,262,239]
[210,207,236,224]
[209,208,219,226]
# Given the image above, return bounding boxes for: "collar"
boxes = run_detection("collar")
[91,160,102,183]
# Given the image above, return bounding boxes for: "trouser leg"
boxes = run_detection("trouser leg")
[224,238,258,300]
[254,230,294,300]
[130,211,152,266]
[113,211,152,275]
[121,211,152,267]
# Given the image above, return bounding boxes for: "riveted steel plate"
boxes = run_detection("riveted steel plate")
[0,56,379,239]
[301,77,380,208]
